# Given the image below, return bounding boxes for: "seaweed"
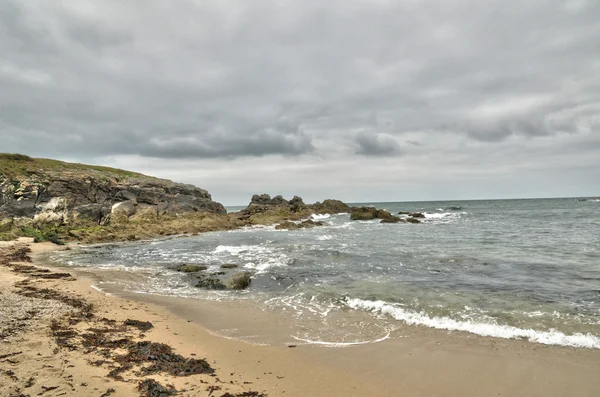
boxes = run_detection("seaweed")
[124,319,154,332]
[116,341,214,376]
[99,389,116,397]
[107,364,133,381]
[137,379,177,397]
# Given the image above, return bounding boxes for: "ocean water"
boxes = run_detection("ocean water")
[49,198,600,348]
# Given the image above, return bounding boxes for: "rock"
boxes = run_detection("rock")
[406,217,421,223]
[311,199,350,214]
[275,221,300,230]
[289,195,305,211]
[0,218,13,232]
[220,263,238,269]
[227,272,252,290]
[377,210,397,222]
[175,264,207,273]
[111,200,137,217]
[275,219,325,230]
[299,219,325,228]
[398,211,410,215]
[250,194,275,205]
[350,207,399,222]
[408,212,425,218]
[195,274,227,290]
[0,156,227,228]
[249,193,291,207]
[350,207,378,220]
[270,195,288,206]
[380,216,403,223]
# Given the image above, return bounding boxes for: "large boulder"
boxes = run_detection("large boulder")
[226,272,252,290]
[195,271,252,290]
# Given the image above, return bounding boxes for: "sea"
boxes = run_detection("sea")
[48,198,600,349]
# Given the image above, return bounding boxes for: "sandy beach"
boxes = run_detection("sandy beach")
[2,240,600,397]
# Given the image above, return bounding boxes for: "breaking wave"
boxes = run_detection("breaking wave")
[346,298,600,349]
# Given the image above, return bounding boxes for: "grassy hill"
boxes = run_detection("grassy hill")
[0,153,143,181]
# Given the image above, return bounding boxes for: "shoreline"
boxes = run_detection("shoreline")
[2,241,600,396]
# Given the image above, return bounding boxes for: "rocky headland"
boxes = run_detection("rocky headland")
[1,154,420,245]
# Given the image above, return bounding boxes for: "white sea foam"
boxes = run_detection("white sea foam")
[311,213,331,220]
[317,234,334,241]
[213,244,290,273]
[290,331,391,347]
[424,212,452,219]
[90,284,113,296]
[346,298,600,349]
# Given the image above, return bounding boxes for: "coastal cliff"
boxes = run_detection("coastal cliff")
[0,154,231,242]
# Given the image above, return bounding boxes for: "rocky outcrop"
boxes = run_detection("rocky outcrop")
[230,194,350,226]
[0,156,226,226]
[350,206,421,224]
[350,207,397,221]
[274,219,325,230]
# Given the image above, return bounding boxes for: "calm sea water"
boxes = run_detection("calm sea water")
[50,198,600,348]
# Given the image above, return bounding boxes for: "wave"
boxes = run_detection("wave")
[290,332,391,347]
[213,244,291,273]
[311,213,331,220]
[424,212,452,219]
[346,298,600,349]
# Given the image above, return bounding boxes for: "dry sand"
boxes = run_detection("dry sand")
[1,239,599,397]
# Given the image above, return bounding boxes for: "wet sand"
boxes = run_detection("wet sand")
[2,240,599,397]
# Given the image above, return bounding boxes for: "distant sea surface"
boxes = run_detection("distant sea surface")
[50,198,600,348]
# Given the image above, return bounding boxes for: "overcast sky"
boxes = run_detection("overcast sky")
[1,0,599,205]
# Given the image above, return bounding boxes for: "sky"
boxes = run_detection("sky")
[1,0,599,205]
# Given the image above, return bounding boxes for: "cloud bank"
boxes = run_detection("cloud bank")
[1,0,599,203]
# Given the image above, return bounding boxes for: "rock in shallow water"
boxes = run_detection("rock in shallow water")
[175,264,207,273]
[195,271,252,290]
[220,263,239,269]
[227,272,252,290]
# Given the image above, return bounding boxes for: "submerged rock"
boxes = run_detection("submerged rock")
[227,272,252,290]
[195,271,252,290]
[275,219,326,230]
[220,263,239,269]
[175,264,207,273]
[195,274,227,290]
[408,212,425,218]
[300,219,325,228]
[380,216,404,223]
[406,217,422,223]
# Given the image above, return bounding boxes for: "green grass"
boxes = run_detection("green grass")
[0,153,145,180]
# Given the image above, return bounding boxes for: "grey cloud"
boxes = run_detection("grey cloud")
[354,132,402,156]
[1,0,599,202]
